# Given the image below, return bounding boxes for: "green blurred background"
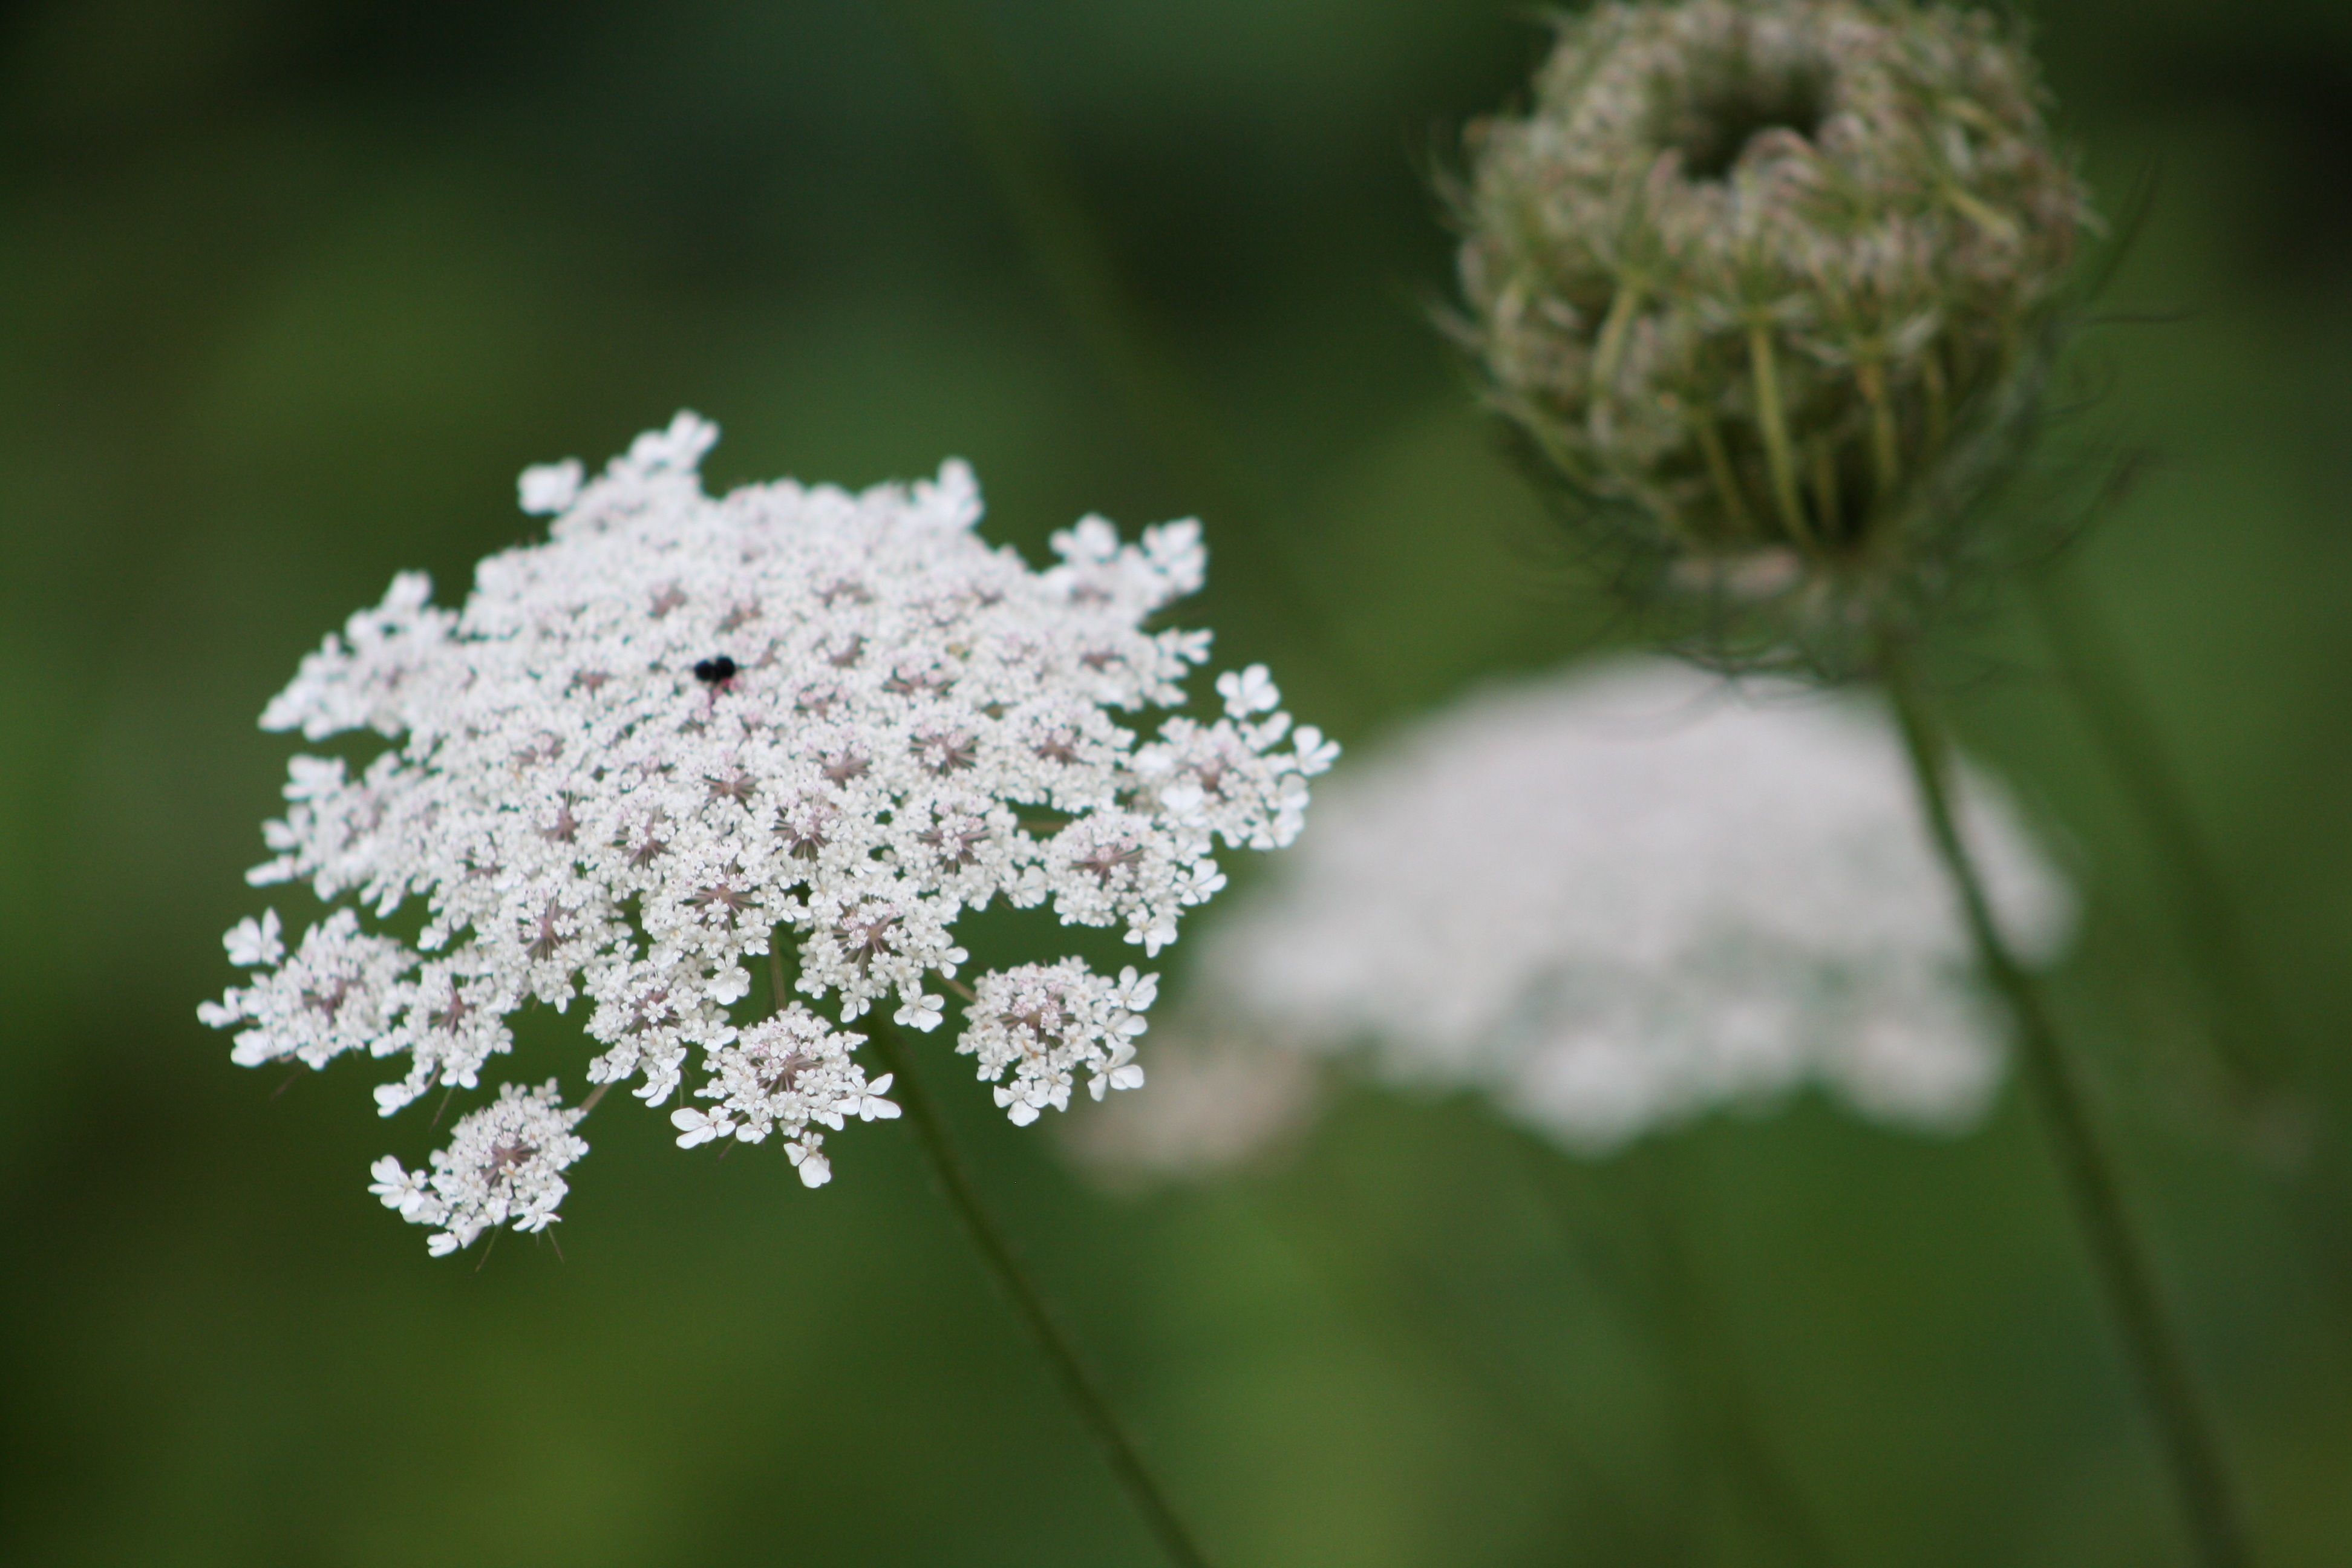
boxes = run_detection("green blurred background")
[4,1,2350,1562]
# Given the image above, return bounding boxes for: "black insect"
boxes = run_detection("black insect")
[692,655,739,685]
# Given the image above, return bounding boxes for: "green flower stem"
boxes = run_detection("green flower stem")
[1591,279,1647,401]
[1857,359,1902,507]
[1746,321,1814,548]
[884,0,1346,677]
[1641,1220,1832,1567]
[1807,437,1843,541]
[1517,1132,1836,1567]
[1879,640,2253,1568]
[1942,181,2022,247]
[1691,416,1759,536]
[1260,1167,1670,1559]
[867,1019,1216,1568]
[1920,345,1952,452]
[2025,562,2294,1109]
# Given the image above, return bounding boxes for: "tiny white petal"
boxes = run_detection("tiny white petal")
[224,910,286,968]
[518,459,584,515]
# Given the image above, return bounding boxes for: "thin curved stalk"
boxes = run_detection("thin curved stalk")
[1747,321,1814,549]
[1591,280,1647,401]
[1857,359,1901,508]
[867,1019,1216,1568]
[1623,1152,1835,1568]
[2025,561,2295,1111]
[1516,1131,1835,1568]
[884,0,1345,671]
[1880,641,2252,1568]
[1255,1167,1672,1562]
[1693,417,1757,535]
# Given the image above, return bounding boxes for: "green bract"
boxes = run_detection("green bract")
[1457,0,2089,669]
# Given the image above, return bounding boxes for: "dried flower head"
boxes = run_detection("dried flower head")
[1455,0,2090,668]
[203,413,1333,1250]
[1102,658,2071,1168]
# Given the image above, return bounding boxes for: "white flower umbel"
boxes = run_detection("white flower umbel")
[961,961,1157,1126]
[368,1080,587,1256]
[1169,656,2070,1161]
[668,1005,900,1189]
[198,908,414,1071]
[204,413,1331,1252]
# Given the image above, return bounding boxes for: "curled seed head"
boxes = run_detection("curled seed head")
[1454,0,2091,671]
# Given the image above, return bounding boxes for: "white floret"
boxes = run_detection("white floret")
[373,1080,589,1255]
[960,961,1160,1125]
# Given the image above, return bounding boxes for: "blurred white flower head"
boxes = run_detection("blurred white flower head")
[1063,1019,1322,1190]
[1081,657,2069,1181]
[203,413,1333,1250]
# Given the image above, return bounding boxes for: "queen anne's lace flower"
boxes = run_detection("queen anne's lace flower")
[198,908,417,1071]
[1093,657,2069,1174]
[205,413,1331,1252]
[962,961,1157,1126]
[668,1005,900,1189]
[368,1080,587,1256]
[1455,1,2091,670]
